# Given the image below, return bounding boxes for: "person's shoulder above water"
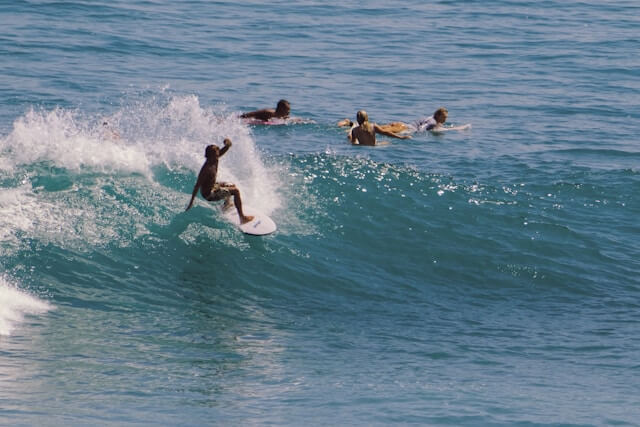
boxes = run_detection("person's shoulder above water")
[346,110,411,146]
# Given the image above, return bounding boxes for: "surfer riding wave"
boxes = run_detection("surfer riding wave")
[185,138,254,224]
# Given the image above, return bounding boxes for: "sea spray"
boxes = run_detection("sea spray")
[0,94,287,252]
[0,276,52,336]
[98,92,283,214]
[3,107,151,176]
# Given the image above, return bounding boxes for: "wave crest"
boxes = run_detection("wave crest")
[0,276,53,336]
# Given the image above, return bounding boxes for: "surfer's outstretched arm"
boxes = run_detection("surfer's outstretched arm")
[374,124,411,140]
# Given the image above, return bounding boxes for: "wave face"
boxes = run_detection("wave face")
[1,0,640,425]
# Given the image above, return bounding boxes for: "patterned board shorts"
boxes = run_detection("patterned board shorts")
[207,183,232,201]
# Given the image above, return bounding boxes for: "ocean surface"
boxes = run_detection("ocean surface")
[1,1,639,425]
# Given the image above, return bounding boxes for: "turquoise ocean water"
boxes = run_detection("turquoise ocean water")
[1,1,639,425]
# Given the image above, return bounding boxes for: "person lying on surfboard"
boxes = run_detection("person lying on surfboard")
[240,99,290,122]
[338,107,471,134]
[346,110,411,146]
[185,138,254,225]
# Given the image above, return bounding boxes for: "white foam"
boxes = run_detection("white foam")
[0,276,53,336]
[3,108,151,176]
[0,182,98,252]
[0,93,285,251]
[116,93,283,214]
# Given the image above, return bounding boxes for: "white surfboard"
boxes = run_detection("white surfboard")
[431,123,472,133]
[221,207,277,236]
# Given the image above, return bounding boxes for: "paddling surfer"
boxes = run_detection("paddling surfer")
[240,99,290,122]
[186,138,253,224]
[347,110,411,146]
[408,107,471,132]
[339,107,470,134]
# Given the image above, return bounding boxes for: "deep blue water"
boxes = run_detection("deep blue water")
[1,1,639,425]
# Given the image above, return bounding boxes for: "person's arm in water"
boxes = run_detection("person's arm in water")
[373,124,412,140]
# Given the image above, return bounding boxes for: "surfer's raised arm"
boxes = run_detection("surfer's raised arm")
[219,138,232,157]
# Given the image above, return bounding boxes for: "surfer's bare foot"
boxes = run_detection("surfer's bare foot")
[240,215,254,224]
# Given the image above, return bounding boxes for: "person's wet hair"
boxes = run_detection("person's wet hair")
[276,99,290,113]
[356,110,368,124]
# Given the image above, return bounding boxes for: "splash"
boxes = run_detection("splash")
[85,92,282,214]
[0,276,53,337]
[2,107,151,176]
[126,93,283,215]
[0,92,284,253]
[1,93,282,216]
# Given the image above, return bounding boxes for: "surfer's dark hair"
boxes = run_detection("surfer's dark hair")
[276,99,290,113]
[205,144,217,158]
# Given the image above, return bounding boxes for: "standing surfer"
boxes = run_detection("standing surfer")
[186,138,254,224]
